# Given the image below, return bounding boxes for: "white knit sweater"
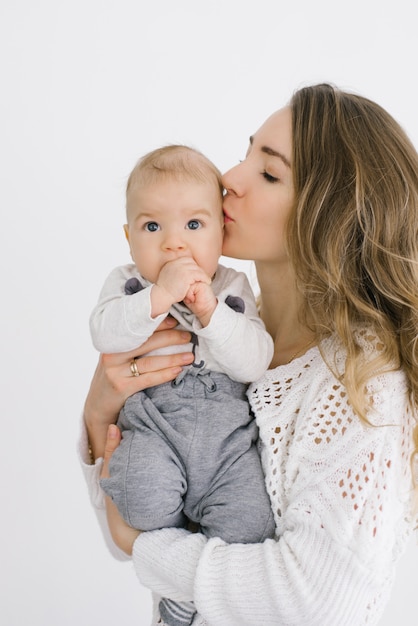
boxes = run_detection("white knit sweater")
[80,330,417,625]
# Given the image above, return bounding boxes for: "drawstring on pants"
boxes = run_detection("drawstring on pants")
[171,366,217,392]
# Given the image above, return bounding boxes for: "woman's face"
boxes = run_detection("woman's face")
[222,106,294,264]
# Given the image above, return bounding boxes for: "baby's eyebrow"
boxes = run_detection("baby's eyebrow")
[249,135,291,169]
[133,212,155,222]
[189,208,214,218]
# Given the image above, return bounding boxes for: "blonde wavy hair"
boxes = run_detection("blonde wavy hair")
[287,84,418,472]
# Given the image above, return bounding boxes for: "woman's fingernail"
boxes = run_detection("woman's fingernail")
[181,331,191,340]
[108,425,117,438]
[181,352,193,362]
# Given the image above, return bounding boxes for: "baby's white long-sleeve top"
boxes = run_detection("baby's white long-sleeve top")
[89,263,273,383]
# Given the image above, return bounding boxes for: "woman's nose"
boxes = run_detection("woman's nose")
[222,162,244,197]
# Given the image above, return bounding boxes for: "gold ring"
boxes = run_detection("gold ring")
[130,358,140,377]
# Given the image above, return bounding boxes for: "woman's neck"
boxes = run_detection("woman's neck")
[256,261,316,367]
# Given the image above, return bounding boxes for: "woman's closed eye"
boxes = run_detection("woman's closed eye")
[262,170,279,183]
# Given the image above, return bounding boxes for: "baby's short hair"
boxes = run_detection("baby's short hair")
[126,145,223,198]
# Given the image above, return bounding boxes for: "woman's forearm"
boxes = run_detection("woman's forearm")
[83,355,122,461]
[84,410,114,461]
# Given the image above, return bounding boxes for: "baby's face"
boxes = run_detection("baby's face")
[124,178,224,283]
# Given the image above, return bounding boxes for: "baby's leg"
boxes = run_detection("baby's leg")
[100,400,187,530]
[197,444,275,543]
[180,372,275,544]
[101,388,197,626]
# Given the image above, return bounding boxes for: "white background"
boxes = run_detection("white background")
[1,1,417,624]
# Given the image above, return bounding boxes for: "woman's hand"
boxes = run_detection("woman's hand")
[101,425,140,555]
[84,317,194,460]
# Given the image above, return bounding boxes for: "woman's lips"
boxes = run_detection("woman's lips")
[223,209,234,223]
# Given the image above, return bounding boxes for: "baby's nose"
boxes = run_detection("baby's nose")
[162,232,187,250]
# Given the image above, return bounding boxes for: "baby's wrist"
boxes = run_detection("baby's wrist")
[150,284,175,317]
[197,299,218,327]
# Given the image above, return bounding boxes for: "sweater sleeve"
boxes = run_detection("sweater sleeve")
[133,522,377,625]
[89,265,166,353]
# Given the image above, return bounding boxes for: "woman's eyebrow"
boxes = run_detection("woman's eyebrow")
[249,135,291,168]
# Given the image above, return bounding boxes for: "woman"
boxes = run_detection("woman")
[81,83,418,625]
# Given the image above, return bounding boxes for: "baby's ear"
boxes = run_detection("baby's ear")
[123,224,136,264]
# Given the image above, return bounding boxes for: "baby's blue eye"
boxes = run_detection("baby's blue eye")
[186,219,202,230]
[145,222,160,232]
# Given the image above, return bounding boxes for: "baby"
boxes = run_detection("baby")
[90,145,275,626]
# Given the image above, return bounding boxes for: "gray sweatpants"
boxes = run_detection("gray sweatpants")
[101,366,275,543]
